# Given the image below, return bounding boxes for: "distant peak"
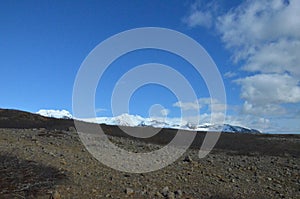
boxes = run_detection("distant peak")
[36,110,260,133]
[36,109,72,119]
[79,113,261,134]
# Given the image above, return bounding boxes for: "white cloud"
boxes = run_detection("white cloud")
[217,0,300,62]
[242,38,300,77]
[214,0,300,117]
[173,101,200,111]
[184,0,300,75]
[173,98,227,112]
[183,10,212,28]
[211,103,227,112]
[182,0,218,28]
[226,114,272,132]
[235,73,300,115]
[224,71,237,78]
[182,0,300,132]
[242,101,286,116]
[199,97,227,112]
[235,74,300,105]
[160,109,170,116]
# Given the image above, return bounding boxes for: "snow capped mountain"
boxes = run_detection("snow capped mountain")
[114,113,144,126]
[197,123,261,134]
[36,109,72,119]
[36,110,260,133]
[82,114,261,134]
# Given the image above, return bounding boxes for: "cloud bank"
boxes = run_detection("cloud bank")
[183,0,300,132]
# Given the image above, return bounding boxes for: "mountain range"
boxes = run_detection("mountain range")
[37,109,261,134]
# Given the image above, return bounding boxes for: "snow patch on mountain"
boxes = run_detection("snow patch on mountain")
[36,109,72,119]
[36,110,260,133]
[81,113,260,134]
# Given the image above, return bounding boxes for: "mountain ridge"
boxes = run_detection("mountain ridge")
[36,110,261,134]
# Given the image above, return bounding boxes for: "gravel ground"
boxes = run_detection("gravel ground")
[0,128,299,199]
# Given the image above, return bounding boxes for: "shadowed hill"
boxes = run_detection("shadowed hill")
[0,109,73,130]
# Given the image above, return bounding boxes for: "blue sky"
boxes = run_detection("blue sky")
[1,0,299,133]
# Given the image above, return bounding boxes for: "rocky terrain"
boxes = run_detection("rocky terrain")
[0,109,299,198]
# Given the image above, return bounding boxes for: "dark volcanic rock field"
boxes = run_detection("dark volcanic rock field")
[0,109,299,198]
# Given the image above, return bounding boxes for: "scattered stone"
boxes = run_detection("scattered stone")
[60,159,67,165]
[175,189,183,196]
[167,191,175,199]
[276,184,282,188]
[49,152,56,157]
[161,186,169,197]
[68,127,76,132]
[183,155,193,163]
[125,187,134,195]
[31,135,37,141]
[155,191,164,197]
[50,190,61,199]
[1,121,299,199]
[141,190,147,195]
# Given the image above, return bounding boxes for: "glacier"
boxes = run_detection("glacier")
[36,110,260,134]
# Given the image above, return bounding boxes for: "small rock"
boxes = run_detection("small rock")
[68,127,76,132]
[182,177,188,182]
[31,135,37,141]
[141,190,147,195]
[49,152,56,157]
[155,191,164,197]
[167,192,175,199]
[231,179,235,183]
[267,177,272,181]
[50,191,61,199]
[276,184,282,188]
[183,155,193,163]
[161,186,169,197]
[60,159,67,165]
[175,189,183,196]
[125,188,134,195]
